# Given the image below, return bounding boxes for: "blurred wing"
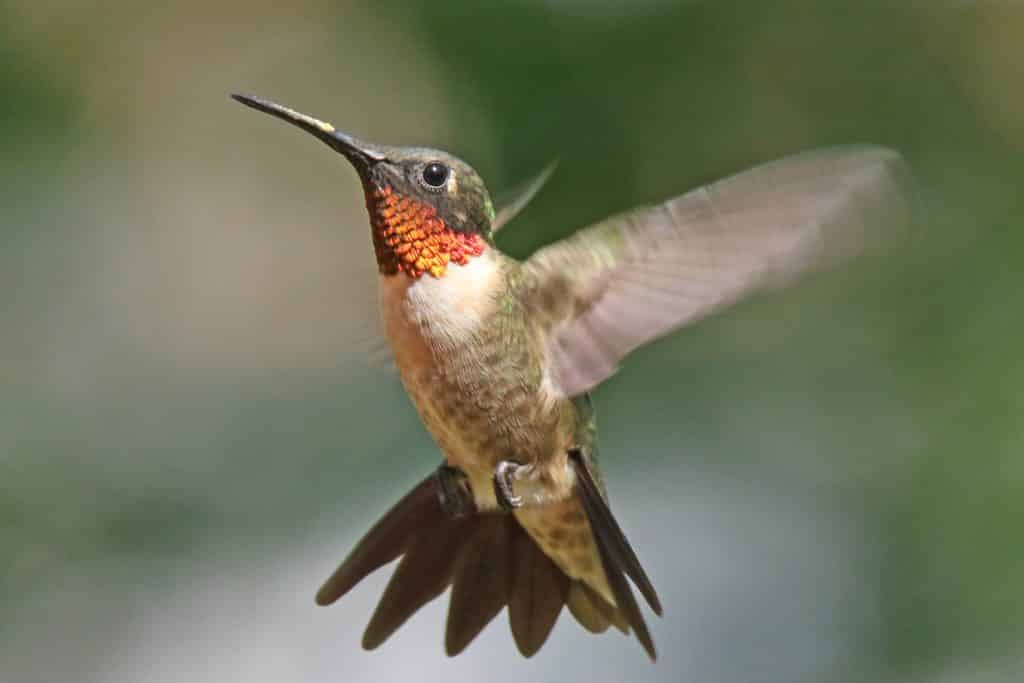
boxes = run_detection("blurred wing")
[492,161,558,233]
[523,146,914,398]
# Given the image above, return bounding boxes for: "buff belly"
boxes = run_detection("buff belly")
[378,258,614,604]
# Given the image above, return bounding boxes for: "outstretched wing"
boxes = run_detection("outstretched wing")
[522,146,914,398]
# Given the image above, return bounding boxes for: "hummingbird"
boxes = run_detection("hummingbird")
[232,93,912,661]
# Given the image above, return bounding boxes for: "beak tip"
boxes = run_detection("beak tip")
[230,92,261,109]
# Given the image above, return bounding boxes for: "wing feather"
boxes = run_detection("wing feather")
[492,161,558,232]
[523,146,914,397]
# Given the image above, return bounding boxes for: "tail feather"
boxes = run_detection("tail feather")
[316,474,442,606]
[362,514,471,649]
[580,581,630,635]
[445,516,512,655]
[570,450,662,617]
[570,449,660,660]
[566,582,611,634]
[508,522,569,656]
[316,464,659,659]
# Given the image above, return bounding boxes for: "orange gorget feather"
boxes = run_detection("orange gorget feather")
[369,186,486,279]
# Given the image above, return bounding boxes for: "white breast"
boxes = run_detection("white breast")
[378,253,503,354]
[376,253,505,489]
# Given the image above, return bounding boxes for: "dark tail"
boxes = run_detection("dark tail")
[316,468,659,659]
[569,449,661,659]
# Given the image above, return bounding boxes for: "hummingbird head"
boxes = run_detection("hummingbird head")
[232,94,494,279]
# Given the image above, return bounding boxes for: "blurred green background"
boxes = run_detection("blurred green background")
[3,1,1023,681]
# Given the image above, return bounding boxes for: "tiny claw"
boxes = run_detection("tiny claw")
[493,460,525,510]
[436,464,474,519]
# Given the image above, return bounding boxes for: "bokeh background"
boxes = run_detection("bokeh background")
[4,1,1023,681]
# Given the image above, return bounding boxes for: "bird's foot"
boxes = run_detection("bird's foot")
[493,460,529,511]
[436,464,474,519]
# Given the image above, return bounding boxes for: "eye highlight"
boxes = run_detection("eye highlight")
[421,162,450,189]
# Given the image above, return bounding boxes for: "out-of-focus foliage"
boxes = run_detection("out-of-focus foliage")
[3,2,1023,682]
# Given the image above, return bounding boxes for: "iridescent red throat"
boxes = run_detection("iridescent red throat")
[368,186,486,279]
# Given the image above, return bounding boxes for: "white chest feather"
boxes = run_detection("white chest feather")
[377,254,505,480]
[378,253,503,355]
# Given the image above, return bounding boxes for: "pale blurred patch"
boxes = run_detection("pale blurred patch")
[4,0,495,391]
[939,3,1024,151]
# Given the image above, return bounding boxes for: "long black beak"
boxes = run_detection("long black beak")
[231,93,387,171]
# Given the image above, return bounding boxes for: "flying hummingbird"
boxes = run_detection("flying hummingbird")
[232,93,912,661]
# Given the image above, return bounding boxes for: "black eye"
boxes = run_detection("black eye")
[421,162,449,188]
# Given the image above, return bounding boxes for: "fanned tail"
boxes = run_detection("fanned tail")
[316,466,659,659]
